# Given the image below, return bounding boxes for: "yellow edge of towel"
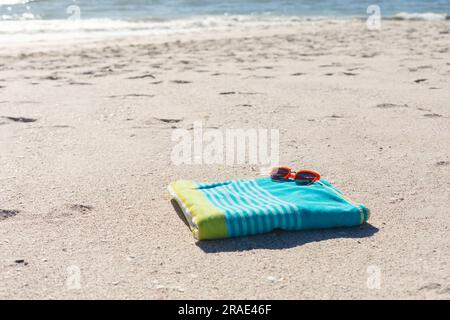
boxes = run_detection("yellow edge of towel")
[168,180,227,240]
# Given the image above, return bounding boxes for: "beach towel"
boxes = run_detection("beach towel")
[168,177,370,240]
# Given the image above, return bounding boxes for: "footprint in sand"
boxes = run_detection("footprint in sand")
[0,209,18,221]
[109,94,155,99]
[14,259,28,266]
[1,116,37,123]
[244,75,274,79]
[238,91,264,95]
[171,80,192,84]
[319,63,342,68]
[45,204,94,222]
[374,103,408,109]
[69,204,94,213]
[42,74,63,81]
[68,81,93,86]
[327,114,344,119]
[417,282,448,295]
[127,74,155,80]
[361,53,378,58]
[219,91,263,96]
[154,117,183,124]
[80,70,95,76]
[423,113,442,118]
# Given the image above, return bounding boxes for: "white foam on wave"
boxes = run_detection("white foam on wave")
[391,12,449,21]
[1,12,38,20]
[0,12,448,46]
[0,0,33,5]
[0,14,314,45]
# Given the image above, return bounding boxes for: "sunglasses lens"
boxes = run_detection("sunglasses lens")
[295,172,318,185]
[271,167,290,179]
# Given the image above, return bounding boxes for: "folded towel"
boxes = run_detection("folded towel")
[168,177,370,240]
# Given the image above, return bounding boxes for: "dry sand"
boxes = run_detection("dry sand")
[0,19,449,299]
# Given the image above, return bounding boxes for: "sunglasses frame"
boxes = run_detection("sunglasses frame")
[270,166,321,185]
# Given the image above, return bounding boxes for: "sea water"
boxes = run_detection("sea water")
[0,0,449,44]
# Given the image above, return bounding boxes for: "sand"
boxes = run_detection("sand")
[0,19,449,299]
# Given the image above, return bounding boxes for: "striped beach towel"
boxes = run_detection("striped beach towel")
[168,177,370,240]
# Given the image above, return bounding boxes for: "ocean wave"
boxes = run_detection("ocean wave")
[0,12,448,45]
[390,12,449,21]
[0,15,309,44]
[0,0,34,5]
[0,14,310,34]
[1,12,38,20]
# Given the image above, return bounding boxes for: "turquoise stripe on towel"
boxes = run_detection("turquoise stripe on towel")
[197,177,369,238]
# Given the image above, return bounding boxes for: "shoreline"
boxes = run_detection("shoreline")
[0,13,449,48]
[1,18,450,52]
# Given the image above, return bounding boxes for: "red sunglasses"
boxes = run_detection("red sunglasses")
[270,166,321,185]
